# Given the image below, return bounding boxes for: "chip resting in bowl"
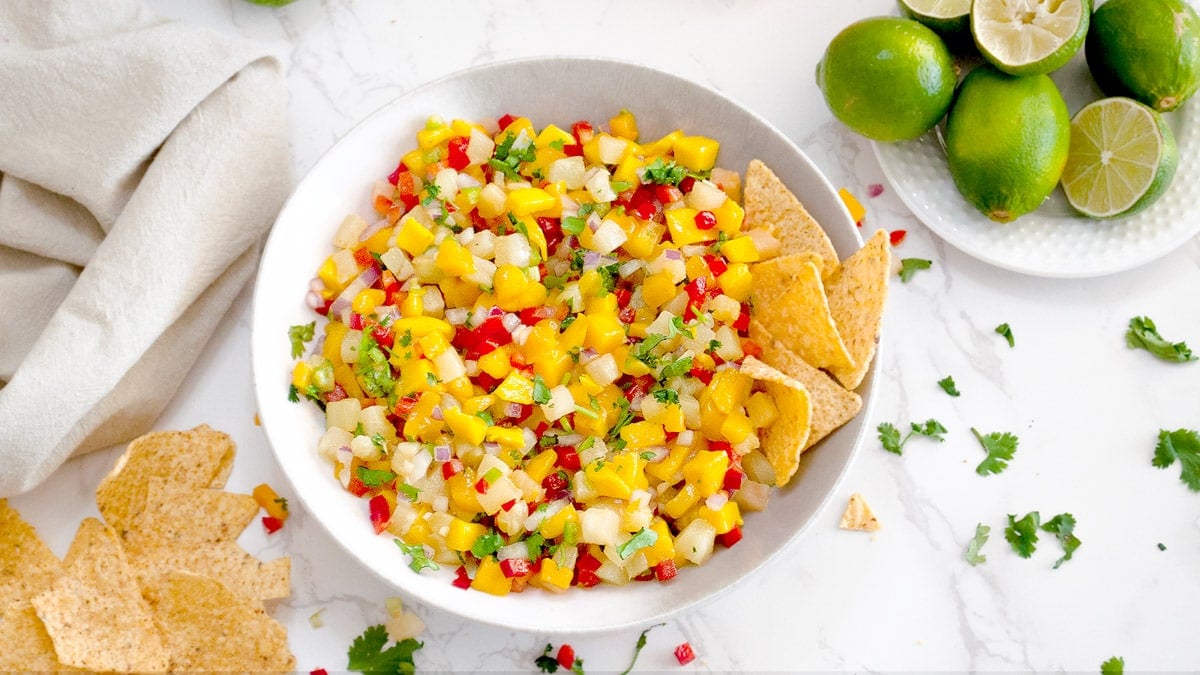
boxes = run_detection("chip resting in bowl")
[0,425,294,672]
[285,110,889,595]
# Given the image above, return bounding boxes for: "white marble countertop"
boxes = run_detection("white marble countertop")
[11,0,1200,672]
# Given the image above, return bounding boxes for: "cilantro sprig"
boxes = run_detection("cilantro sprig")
[994,322,1015,348]
[877,419,947,455]
[619,623,665,675]
[1101,656,1125,675]
[346,623,422,674]
[965,523,990,566]
[1126,316,1196,362]
[641,158,686,186]
[1042,513,1081,569]
[1152,428,1200,491]
[288,321,315,359]
[1005,511,1040,558]
[394,540,438,574]
[937,375,960,397]
[972,428,1018,476]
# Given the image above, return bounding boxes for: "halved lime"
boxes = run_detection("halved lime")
[1060,97,1178,219]
[971,0,1089,75]
[898,0,972,39]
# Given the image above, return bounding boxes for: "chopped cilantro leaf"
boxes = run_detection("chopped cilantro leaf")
[371,433,387,450]
[641,157,686,186]
[972,428,1018,476]
[288,321,315,359]
[346,623,422,674]
[420,182,442,206]
[965,523,990,566]
[1041,512,1080,569]
[356,466,396,487]
[535,644,559,673]
[274,496,289,512]
[660,356,693,380]
[995,322,1015,347]
[1126,316,1196,362]
[356,333,396,398]
[1005,511,1040,558]
[532,374,552,405]
[652,388,680,405]
[397,329,414,347]
[597,263,621,293]
[470,531,504,558]
[394,539,439,574]
[1101,656,1124,675]
[616,528,658,560]
[876,419,947,455]
[898,257,932,282]
[669,315,693,338]
[608,398,635,441]
[1153,428,1200,491]
[397,483,419,501]
[549,138,565,151]
[619,623,665,675]
[287,384,300,403]
[1158,542,1167,551]
[561,215,587,235]
[937,375,960,397]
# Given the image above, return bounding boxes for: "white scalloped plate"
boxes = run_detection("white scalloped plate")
[873,54,1200,278]
[252,57,877,634]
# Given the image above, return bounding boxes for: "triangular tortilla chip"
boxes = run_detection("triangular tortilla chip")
[126,542,291,602]
[0,499,63,609]
[749,319,862,451]
[741,357,812,487]
[32,519,169,672]
[754,260,855,373]
[96,424,236,536]
[124,477,259,549]
[750,252,826,303]
[839,492,880,532]
[0,602,72,671]
[743,159,840,278]
[826,229,890,390]
[144,571,295,672]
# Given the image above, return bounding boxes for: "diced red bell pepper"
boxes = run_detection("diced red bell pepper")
[623,374,656,402]
[370,323,394,349]
[890,229,907,246]
[740,339,762,359]
[447,136,470,171]
[394,394,419,417]
[323,384,348,404]
[311,669,329,675]
[654,559,677,582]
[678,176,696,193]
[452,316,513,360]
[452,565,472,589]
[655,184,683,205]
[541,471,570,501]
[688,364,713,385]
[346,470,371,497]
[262,516,284,534]
[348,312,365,330]
[500,557,532,578]
[474,477,490,494]
[441,458,463,480]
[563,141,583,157]
[716,525,743,548]
[353,247,376,269]
[674,642,696,665]
[368,494,390,534]
[536,216,564,254]
[497,113,518,131]
[619,306,636,324]
[571,120,594,144]
[614,288,632,309]
[500,499,517,512]
[708,440,734,456]
[574,550,603,588]
[387,162,407,186]
[722,467,743,491]
[380,269,401,294]
[555,446,581,472]
[732,304,752,333]
[556,644,576,670]
[703,254,728,278]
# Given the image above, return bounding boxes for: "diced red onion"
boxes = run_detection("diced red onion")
[305,291,324,310]
[503,402,523,419]
[705,492,728,511]
[358,217,390,242]
[578,347,598,364]
[309,277,325,293]
[868,183,885,198]
[586,212,602,232]
[663,249,683,260]
[484,441,502,454]
[501,312,522,333]
[433,444,452,462]
[328,265,381,318]
[430,406,443,421]
[377,305,400,324]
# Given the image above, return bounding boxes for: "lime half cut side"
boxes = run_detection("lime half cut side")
[971,0,1089,75]
[898,0,972,36]
[1061,97,1179,219]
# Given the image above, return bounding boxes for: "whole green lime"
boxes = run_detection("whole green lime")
[945,65,1071,222]
[816,17,957,142]
[1086,0,1200,112]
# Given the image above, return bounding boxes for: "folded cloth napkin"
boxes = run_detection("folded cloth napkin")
[0,0,290,496]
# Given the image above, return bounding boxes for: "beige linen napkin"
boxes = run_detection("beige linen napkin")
[0,0,290,496]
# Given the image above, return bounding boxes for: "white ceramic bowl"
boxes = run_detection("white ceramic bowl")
[251,57,876,634]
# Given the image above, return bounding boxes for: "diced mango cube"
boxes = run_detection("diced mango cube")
[672,135,720,172]
[443,406,488,446]
[396,218,435,257]
[720,236,760,263]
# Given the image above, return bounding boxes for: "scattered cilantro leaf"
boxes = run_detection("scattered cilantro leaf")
[669,315,693,338]
[356,466,396,487]
[898,257,932,282]
[1041,512,1080,569]
[288,321,315,359]
[535,644,560,673]
[532,374,552,405]
[549,138,565,151]
[877,419,947,455]
[965,523,990,566]
[642,157,686,186]
[615,528,658,560]
[470,531,504,559]
[396,483,419,501]
[394,540,439,574]
[608,397,635,441]
[1126,316,1196,362]
[652,388,680,405]
[1100,656,1124,675]
[1158,542,1167,551]
[972,427,1018,476]
[995,322,1015,348]
[287,384,300,403]
[660,355,693,380]
[619,623,666,675]
[1005,511,1040,558]
[346,623,422,674]
[597,262,621,293]
[937,375,960,397]
[397,329,414,347]
[356,332,396,398]
[1152,428,1200,491]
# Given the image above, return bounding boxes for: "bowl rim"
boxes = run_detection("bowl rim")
[250,54,877,634]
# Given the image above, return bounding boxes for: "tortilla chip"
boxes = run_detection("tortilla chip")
[0,601,73,671]
[32,519,169,672]
[826,229,890,390]
[96,424,236,536]
[754,260,855,373]
[127,542,291,602]
[750,252,826,303]
[124,477,259,549]
[144,571,295,672]
[839,493,881,532]
[0,499,63,609]
[741,357,812,487]
[743,159,840,277]
[750,319,862,451]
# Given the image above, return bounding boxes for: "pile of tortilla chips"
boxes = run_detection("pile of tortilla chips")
[0,425,295,672]
[740,160,890,487]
